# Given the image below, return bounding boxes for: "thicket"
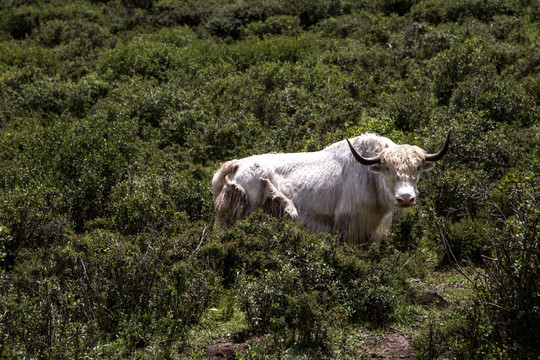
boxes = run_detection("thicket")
[0,0,538,358]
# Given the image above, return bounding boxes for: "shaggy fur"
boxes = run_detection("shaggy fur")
[212,161,249,228]
[212,134,440,244]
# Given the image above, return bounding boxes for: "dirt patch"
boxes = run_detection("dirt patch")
[417,290,449,309]
[204,341,245,360]
[204,332,416,359]
[370,333,416,359]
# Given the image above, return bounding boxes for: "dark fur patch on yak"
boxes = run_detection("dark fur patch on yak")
[215,182,250,228]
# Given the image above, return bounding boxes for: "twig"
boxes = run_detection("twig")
[403,252,417,267]
[0,309,8,322]
[189,225,209,262]
[79,257,90,284]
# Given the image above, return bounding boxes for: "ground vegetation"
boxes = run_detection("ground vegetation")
[0,0,539,358]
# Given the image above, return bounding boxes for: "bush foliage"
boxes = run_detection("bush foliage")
[0,0,538,357]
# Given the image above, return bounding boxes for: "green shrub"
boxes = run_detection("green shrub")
[154,0,215,27]
[52,119,138,231]
[423,166,484,221]
[17,73,109,117]
[243,15,301,38]
[343,274,397,327]
[205,1,278,38]
[382,0,419,16]
[0,228,220,358]
[0,40,58,69]
[450,74,538,125]
[490,15,525,41]
[226,35,318,70]
[429,37,495,105]
[436,217,490,265]
[36,18,112,59]
[0,271,98,359]
[207,213,401,353]
[3,6,40,39]
[202,212,291,286]
[411,0,520,24]
[187,109,263,163]
[99,37,183,79]
[17,78,72,116]
[142,25,198,47]
[385,210,425,252]
[420,113,513,175]
[398,22,456,60]
[443,0,519,23]
[319,38,390,73]
[414,303,492,359]
[109,166,213,234]
[418,172,540,359]
[291,0,344,28]
[319,9,396,45]
[121,0,154,10]
[475,172,540,357]
[382,87,437,132]
[315,15,369,39]
[410,0,446,23]
[0,182,69,267]
[232,219,341,352]
[109,173,183,235]
[238,266,336,352]
[0,116,138,236]
[108,77,179,127]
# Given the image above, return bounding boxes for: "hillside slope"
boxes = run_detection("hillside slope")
[0,0,538,358]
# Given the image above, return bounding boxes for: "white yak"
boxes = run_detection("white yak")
[212,132,450,244]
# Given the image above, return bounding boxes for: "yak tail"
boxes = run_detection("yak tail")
[211,160,238,201]
[212,160,250,229]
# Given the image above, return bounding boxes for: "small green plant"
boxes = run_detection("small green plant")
[342,273,397,328]
[237,252,338,352]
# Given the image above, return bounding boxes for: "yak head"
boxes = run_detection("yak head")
[347,132,450,208]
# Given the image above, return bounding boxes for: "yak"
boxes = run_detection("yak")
[212,132,449,244]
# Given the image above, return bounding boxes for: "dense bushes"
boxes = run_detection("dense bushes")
[1,0,539,357]
[109,165,213,234]
[476,172,540,357]
[0,228,219,358]
[416,172,540,359]
[206,213,401,353]
[411,0,521,24]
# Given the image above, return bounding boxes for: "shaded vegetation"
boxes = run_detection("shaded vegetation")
[0,0,539,358]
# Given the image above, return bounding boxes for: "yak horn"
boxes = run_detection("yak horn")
[347,139,381,165]
[425,131,451,162]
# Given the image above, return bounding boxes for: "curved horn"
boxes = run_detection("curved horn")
[425,131,451,162]
[346,139,381,165]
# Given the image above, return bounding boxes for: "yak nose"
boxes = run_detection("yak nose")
[396,194,416,206]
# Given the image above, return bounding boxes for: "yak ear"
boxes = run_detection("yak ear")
[422,161,435,172]
[369,164,385,173]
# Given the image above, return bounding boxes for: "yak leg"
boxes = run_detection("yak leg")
[214,182,250,229]
[372,212,392,242]
[259,177,298,220]
[338,211,393,245]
